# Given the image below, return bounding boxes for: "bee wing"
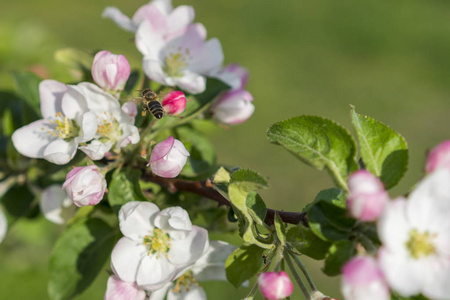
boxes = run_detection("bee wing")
[133,97,144,104]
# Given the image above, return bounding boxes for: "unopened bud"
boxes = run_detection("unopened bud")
[148,136,190,178]
[258,271,293,300]
[425,140,450,174]
[162,91,187,115]
[211,89,255,125]
[92,50,130,92]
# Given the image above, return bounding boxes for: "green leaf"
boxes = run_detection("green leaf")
[1,183,35,218]
[48,218,116,300]
[274,213,286,246]
[390,292,428,300]
[12,71,42,118]
[267,116,358,190]
[177,126,216,178]
[246,191,267,226]
[212,166,231,184]
[225,244,265,288]
[287,224,332,260]
[323,240,355,276]
[108,168,147,213]
[307,188,355,242]
[228,169,273,249]
[351,108,408,189]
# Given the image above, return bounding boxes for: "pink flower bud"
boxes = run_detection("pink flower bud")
[425,140,450,174]
[162,91,187,115]
[347,170,389,221]
[104,275,146,300]
[341,256,390,300]
[148,136,190,178]
[92,50,130,92]
[211,89,255,125]
[62,165,107,207]
[258,271,294,300]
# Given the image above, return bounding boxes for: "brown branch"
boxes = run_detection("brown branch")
[141,172,308,227]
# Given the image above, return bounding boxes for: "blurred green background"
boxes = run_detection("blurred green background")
[2,0,450,299]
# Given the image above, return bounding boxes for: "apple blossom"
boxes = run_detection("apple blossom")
[92,50,130,93]
[0,208,7,244]
[62,165,107,207]
[147,240,236,300]
[211,89,255,125]
[74,82,140,159]
[103,0,194,35]
[40,185,72,224]
[213,63,249,90]
[425,140,450,173]
[105,275,146,300]
[148,136,190,178]
[111,201,209,291]
[346,170,389,221]
[136,22,224,94]
[258,271,294,300]
[11,80,98,165]
[377,167,450,299]
[162,91,186,115]
[341,256,390,300]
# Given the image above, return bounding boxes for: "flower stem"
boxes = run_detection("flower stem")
[284,249,310,299]
[243,280,259,300]
[287,248,317,291]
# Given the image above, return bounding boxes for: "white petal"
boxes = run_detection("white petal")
[74,82,121,115]
[154,207,192,240]
[151,0,173,15]
[190,38,224,75]
[43,139,77,165]
[192,240,236,282]
[148,283,172,300]
[111,237,147,282]
[142,58,170,86]
[80,111,98,142]
[102,7,137,32]
[136,255,177,291]
[119,201,159,240]
[61,86,88,119]
[105,275,146,300]
[421,256,450,299]
[79,140,113,161]
[168,225,209,265]
[167,5,195,33]
[12,119,56,159]
[40,185,71,224]
[0,208,7,243]
[167,285,206,300]
[136,21,165,58]
[132,4,168,37]
[175,71,206,94]
[39,79,67,119]
[377,198,410,254]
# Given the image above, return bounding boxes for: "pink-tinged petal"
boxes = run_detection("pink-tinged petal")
[119,201,159,240]
[133,4,168,37]
[150,136,175,163]
[377,198,410,254]
[167,285,206,300]
[80,111,98,142]
[148,283,172,300]
[258,271,294,300]
[342,256,386,287]
[168,225,209,265]
[166,23,206,52]
[122,101,138,118]
[79,140,113,161]
[61,86,88,119]
[190,38,224,75]
[377,247,422,297]
[151,0,173,15]
[172,139,190,157]
[224,63,249,89]
[136,21,166,58]
[175,71,206,94]
[0,209,7,244]
[142,58,170,86]
[39,79,67,119]
[167,5,195,34]
[40,185,71,224]
[212,90,255,125]
[92,51,131,92]
[12,119,57,159]
[105,275,146,300]
[425,140,450,174]
[136,255,177,291]
[43,139,77,165]
[150,160,183,178]
[162,91,186,115]
[111,237,147,282]
[64,165,106,207]
[102,7,137,32]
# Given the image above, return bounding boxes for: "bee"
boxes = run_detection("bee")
[139,88,163,119]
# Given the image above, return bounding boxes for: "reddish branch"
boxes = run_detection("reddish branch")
[142,172,308,227]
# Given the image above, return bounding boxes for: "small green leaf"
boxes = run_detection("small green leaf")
[212,166,231,184]
[108,168,147,213]
[246,191,267,226]
[287,224,332,260]
[48,218,116,300]
[323,240,355,276]
[12,71,42,118]
[225,244,265,288]
[351,108,408,189]
[267,116,358,190]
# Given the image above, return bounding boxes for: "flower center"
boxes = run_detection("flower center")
[163,47,191,78]
[143,228,171,258]
[45,112,80,141]
[405,229,437,259]
[96,112,121,142]
[172,271,199,293]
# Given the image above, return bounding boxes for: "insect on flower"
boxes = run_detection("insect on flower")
[135,88,164,119]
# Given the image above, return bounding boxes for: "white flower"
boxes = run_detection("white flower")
[111,201,209,291]
[12,80,98,165]
[148,240,236,300]
[103,0,194,35]
[74,82,140,160]
[136,22,224,94]
[0,208,7,244]
[40,185,72,224]
[377,168,450,299]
